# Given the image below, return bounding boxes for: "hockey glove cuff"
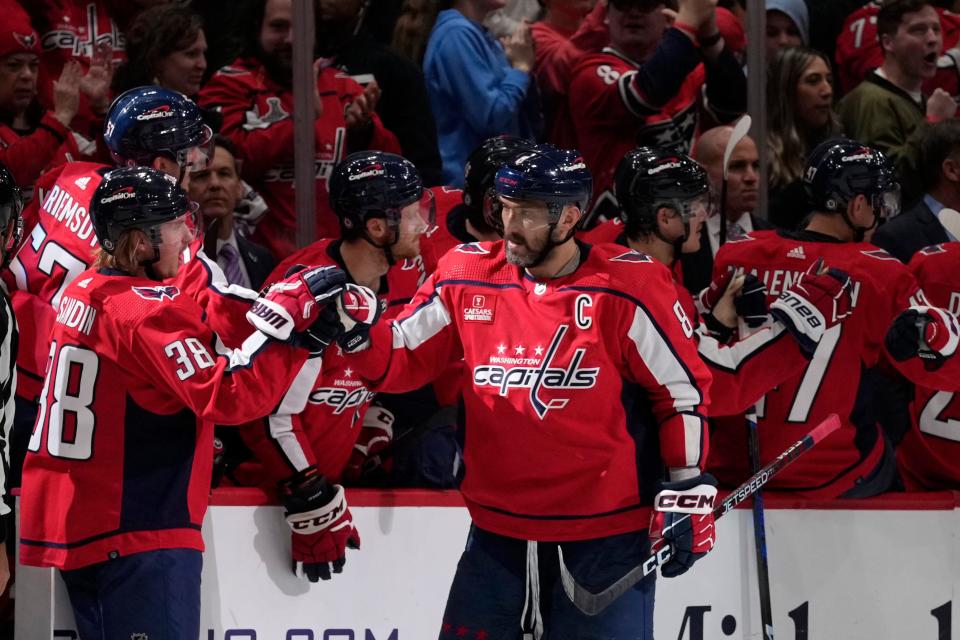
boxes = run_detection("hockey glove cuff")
[343,405,395,483]
[770,262,852,356]
[649,473,717,578]
[248,265,346,342]
[279,466,360,582]
[886,306,960,370]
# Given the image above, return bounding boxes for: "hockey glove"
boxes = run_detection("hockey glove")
[735,273,769,328]
[342,405,396,483]
[279,466,360,582]
[886,306,960,371]
[335,284,382,353]
[247,264,346,343]
[697,267,736,315]
[649,473,718,578]
[770,260,853,356]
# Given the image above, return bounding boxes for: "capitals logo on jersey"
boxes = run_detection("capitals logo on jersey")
[472,324,600,419]
[132,285,180,301]
[307,367,374,416]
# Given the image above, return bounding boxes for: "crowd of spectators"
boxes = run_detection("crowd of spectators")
[5,0,960,551]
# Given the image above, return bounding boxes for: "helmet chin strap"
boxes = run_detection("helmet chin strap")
[361,227,399,266]
[840,207,877,243]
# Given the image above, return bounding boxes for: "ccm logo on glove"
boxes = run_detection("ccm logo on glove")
[655,487,717,513]
[289,500,347,533]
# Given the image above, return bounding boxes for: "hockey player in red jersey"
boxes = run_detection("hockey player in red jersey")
[239,151,433,582]
[198,0,400,259]
[19,166,351,640]
[328,144,713,638]
[5,86,253,487]
[565,0,746,222]
[883,242,960,488]
[709,139,924,498]
[612,146,854,416]
[419,136,537,275]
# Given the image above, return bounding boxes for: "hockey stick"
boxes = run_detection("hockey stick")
[935,207,960,240]
[557,413,841,616]
[719,115,753,247]
[746,404,775,640]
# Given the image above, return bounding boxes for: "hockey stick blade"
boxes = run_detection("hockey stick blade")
[558,414,841,616]
[723,115,752,181]
[936,208,960,241]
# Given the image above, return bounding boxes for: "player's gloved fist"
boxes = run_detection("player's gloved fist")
[343,405,395,483]
[770,260,853,356]
[336,284,382,353]
[734,273,769,328]
[649,473,717,578]
[885,306,960,371]
[697,267,735,315]
[279,465,360,582]
[248,264,347,343]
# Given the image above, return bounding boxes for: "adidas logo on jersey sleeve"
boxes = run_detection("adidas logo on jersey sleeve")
[787,246,806,260]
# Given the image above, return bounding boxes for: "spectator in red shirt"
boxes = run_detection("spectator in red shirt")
[199,0,400,259]
[0,3,81,201]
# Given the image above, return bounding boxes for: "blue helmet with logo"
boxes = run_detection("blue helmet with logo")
[328,151,427,232]
[494,144,593,220]
[803,138,900,219]
[91,166,197,255]
[104,86,213,169]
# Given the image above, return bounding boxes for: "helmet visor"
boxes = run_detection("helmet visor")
[399,189,435,236]
[175,125,215,178]
[499,196,554,231]
[156,203,201,247]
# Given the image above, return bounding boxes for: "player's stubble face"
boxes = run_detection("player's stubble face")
[504,225,554,267]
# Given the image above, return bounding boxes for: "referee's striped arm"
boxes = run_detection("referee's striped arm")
[0,289,18,516]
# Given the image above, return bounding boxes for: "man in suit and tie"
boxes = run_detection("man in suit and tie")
[872,119,959,263]
[681,125,771,294]
[190,135,276,290]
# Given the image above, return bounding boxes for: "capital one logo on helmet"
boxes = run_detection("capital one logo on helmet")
[100,187,136,205]
[648,160,682,175]
[348,164,385,181]
[136,105,174,121]
[472,324,600,419]
[560,159,587,172]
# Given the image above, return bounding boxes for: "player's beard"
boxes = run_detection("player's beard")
[505,227,553,268]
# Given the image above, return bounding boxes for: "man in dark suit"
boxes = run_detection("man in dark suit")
[681,125,772,294]
[872,119,960,263]
[190,135,276,290]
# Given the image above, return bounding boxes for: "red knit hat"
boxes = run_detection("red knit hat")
[0,2,39,60]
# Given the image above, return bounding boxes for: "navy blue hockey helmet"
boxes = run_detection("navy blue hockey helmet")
[328,151,434,232]
[494,144,593,221]
[463,135,538,230]
[614,146,711,235]
[0,164,23,268]
[91,166,198,255]
[803,138,901,219]
[104,86,213,172]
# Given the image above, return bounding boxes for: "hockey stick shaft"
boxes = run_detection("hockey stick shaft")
[558,413,841,616]
[746,406,775,640]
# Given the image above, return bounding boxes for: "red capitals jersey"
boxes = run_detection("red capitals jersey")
[8,162,258,401]
[566,35,719,219]
[836,2,960,95]
[419,186,473,276]
[20,269,308,569]
[672,279,810,418]
[709,230,926,495]
[240,239,424,484]
[897,243,960,490]
[30,0,127,140]
[0,113,79,203]
[580,218,624,245]
[199,58,401,259]
[7,162,107,402]
[348,241,711,541]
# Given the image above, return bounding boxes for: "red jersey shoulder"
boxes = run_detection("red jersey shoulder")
[571,50,634,87]
[385,258,426,315]
[434,240,510,284]
[580,218,623,245]
[908,242,960,307]
[583,242,673,293]
[269,239,338,285]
